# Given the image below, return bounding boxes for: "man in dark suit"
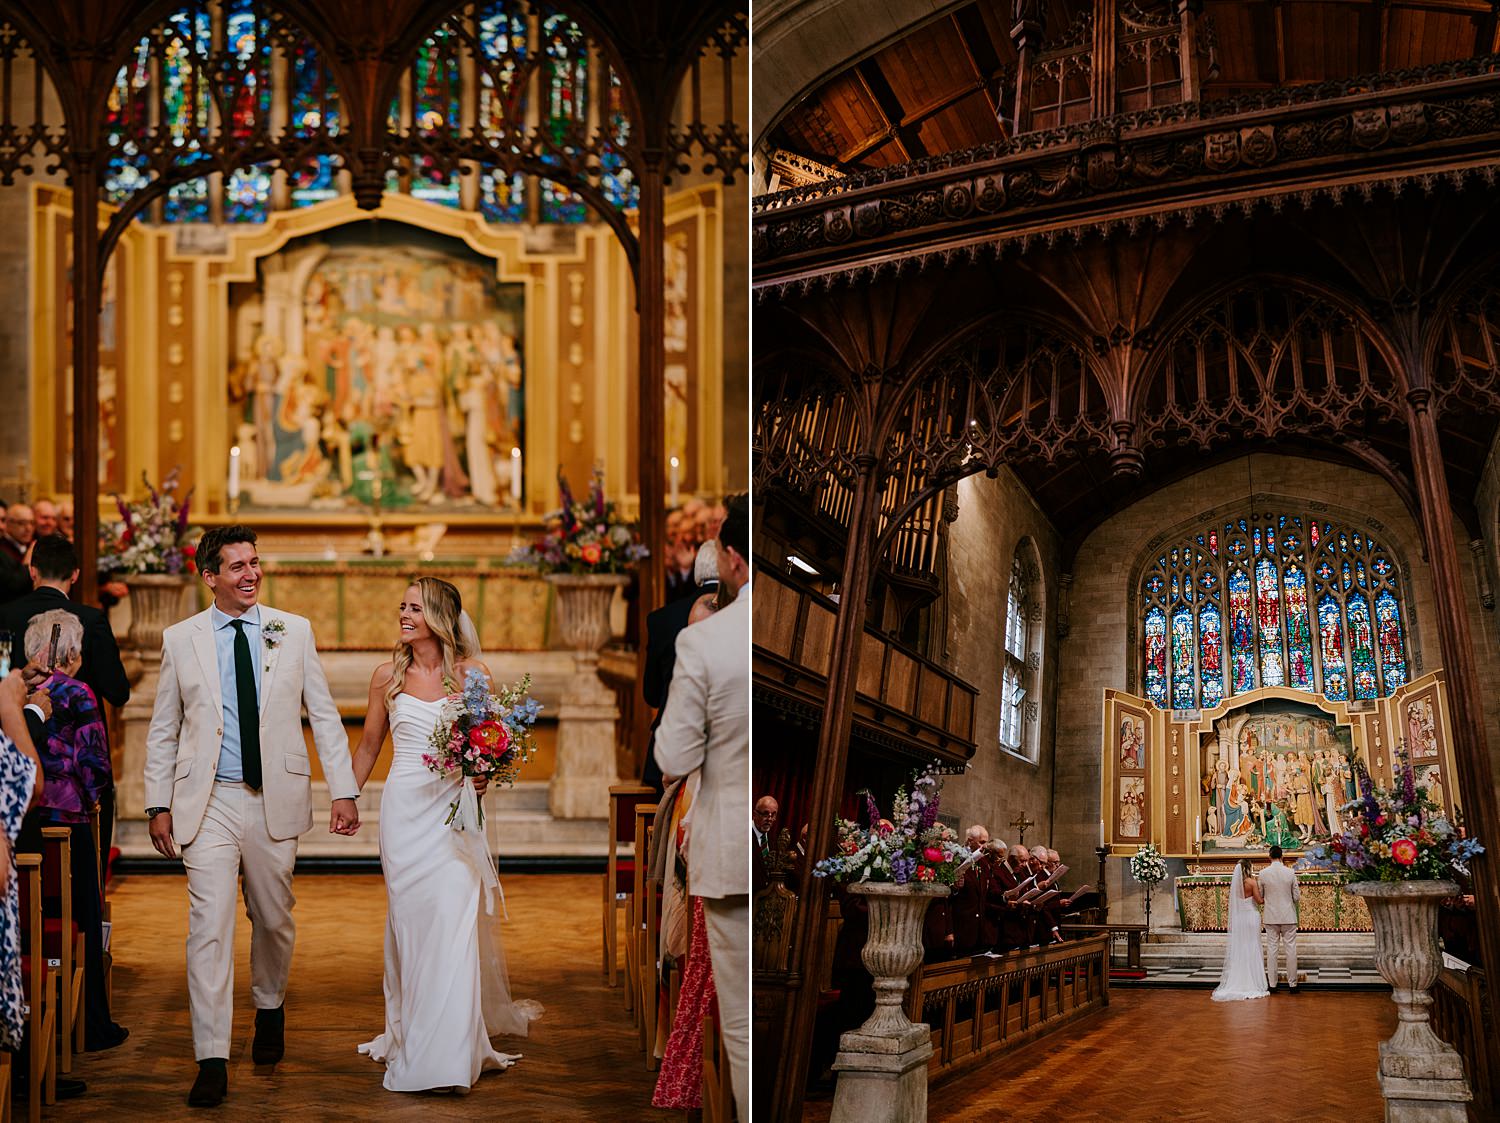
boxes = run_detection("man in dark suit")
[0,534,132,872]
[639,542,720,790]
[751,794,778,894]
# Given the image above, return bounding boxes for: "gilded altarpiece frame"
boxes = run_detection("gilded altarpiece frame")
[1103,670,1457,859]
[29,183,729,524]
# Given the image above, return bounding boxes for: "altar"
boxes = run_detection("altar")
[1176,871,1372,933]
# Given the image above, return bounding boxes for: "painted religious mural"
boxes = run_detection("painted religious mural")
[1198,701,1357,853]
[228,226,526,509]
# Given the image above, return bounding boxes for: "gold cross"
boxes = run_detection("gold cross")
[2,462,32,504]
[1009,812,1036,845]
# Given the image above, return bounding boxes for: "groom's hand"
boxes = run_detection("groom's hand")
[148,811,177,859]
[329,797,360,835]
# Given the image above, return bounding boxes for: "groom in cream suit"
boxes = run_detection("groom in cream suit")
[1260,844,1301,991]
[144,525,360,1107]
[655,495,751,1121]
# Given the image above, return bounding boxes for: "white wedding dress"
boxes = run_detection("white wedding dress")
[358,692,542,1090]
[1211,864,1269,1002]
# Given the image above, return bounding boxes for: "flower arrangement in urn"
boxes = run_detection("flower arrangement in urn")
[98,469,200,577]
[813,767,969,886]
[1299,745,1483,883]
[510,467,648,576]
[1129,842,1168,885]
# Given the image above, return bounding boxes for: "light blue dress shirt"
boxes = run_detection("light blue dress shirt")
[210,604,263,782]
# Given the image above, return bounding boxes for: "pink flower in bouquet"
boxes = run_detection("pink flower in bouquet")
[1391,838,1418,866]
[876,819,895,837]
[468,720,510,755]
[923,846,944,863]
[581,542,602,565]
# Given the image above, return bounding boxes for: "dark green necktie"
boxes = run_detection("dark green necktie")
[231,619,263,790]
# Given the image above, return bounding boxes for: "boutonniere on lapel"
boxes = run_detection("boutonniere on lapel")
[263,619,287,674]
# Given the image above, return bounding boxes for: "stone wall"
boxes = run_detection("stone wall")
[939,468,1062,852]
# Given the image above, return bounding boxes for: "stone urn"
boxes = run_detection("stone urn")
[1347,880,1472,1122]
[544,573,629,820]
[830,880,950,1123]
[122,573,194,652]
[545,572,629,663]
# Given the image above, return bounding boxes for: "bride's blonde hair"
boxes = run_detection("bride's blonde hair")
[385,577,475,708]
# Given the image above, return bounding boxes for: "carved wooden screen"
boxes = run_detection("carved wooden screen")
[1117,2,1184,113]
[1140,511,1410,710]
[1029,13,1092,131]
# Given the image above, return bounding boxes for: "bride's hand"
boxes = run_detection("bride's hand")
[472,774,489,796]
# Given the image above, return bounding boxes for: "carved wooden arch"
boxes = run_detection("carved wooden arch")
[1422,252,1500,417]
[1130,273,1410,450]
[1120,488,1428,700]
[869,312,1111,560]
[752,348,867,520]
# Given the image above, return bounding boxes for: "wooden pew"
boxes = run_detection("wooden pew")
[910,936,1111,1083]
[39,828,84,1074]
[15,853,55,1122]
[625,804,656,1018]
[603,784,655,987]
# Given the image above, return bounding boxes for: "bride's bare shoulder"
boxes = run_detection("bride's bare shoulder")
[455,658,494,683]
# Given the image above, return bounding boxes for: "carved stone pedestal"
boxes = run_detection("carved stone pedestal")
[545,573,628,820]
[830,881,948,1123]
[1349,880,1473,1122]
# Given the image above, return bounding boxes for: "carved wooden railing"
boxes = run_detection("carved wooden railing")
[751,561,977,764]
[909,937,1111,1081]
[1432,962,1492,1109]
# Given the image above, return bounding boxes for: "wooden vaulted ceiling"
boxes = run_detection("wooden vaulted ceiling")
[769,0,1500,175]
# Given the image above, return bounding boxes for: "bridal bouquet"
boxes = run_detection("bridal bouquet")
[1299,746,1483,883]
[813,767,968,886]
[422,668,543,830]
[1129,843,1168,885]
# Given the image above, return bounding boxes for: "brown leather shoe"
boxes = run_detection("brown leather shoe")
[188,1059,227,1107]
[252,1004,285,1065]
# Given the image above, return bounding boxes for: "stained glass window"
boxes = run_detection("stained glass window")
[165,178,210,224]
[410,32,461,207]
[225,167,271,223]
[1140,511,1409,707]
[541,179,588,223]
[289,41,341,207]
[1000,557,1033,753]
[1144,607,1167,706]
[543,14,587,145]
[479,169,528,223]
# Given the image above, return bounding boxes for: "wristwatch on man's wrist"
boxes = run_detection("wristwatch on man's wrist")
[146,807,170,818]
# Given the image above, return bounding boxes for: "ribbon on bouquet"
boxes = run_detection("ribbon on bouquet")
[449,775,509,919]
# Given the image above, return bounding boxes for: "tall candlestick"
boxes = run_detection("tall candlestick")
[1194,818,1201,847]
[1099,818,1106,848]
[228,446,241,503]
[669,455,680,507]
[510,446,522,503]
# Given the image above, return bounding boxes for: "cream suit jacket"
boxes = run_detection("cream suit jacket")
[654,591,750,900]
[143,606,359,845]
[1259,858,1301,926]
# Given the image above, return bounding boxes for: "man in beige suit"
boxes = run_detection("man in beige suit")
[1260,844,1301,992]
[144,525,360,1107]
[655,494,750,1121]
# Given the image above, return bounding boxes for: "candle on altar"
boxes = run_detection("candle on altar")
[669,455,680,507]
[1195,818,1201,847]
[228,446,241,502]
[1099,818,1105,848]
[510,447,522,502]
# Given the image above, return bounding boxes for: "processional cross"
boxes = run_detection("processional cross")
[1,461,32,504]
[1010,812,1036,845]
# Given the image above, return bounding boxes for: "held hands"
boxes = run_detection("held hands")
[26,687,51,721]
[329,797,360,836]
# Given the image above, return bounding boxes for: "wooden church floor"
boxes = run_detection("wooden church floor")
[806,988,1394,1123]
[64,873,676,1121]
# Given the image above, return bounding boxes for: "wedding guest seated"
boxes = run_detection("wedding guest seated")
[16,610,128,1051]
[31,500,57,540]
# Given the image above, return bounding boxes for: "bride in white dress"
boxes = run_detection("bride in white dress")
[1212,858,1269,1002]
[352,576,541,1090]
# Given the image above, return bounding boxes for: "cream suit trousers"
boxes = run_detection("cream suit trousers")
[703,895,749,1122]
[181,781,298,1060]
[1264,922,1298,988]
